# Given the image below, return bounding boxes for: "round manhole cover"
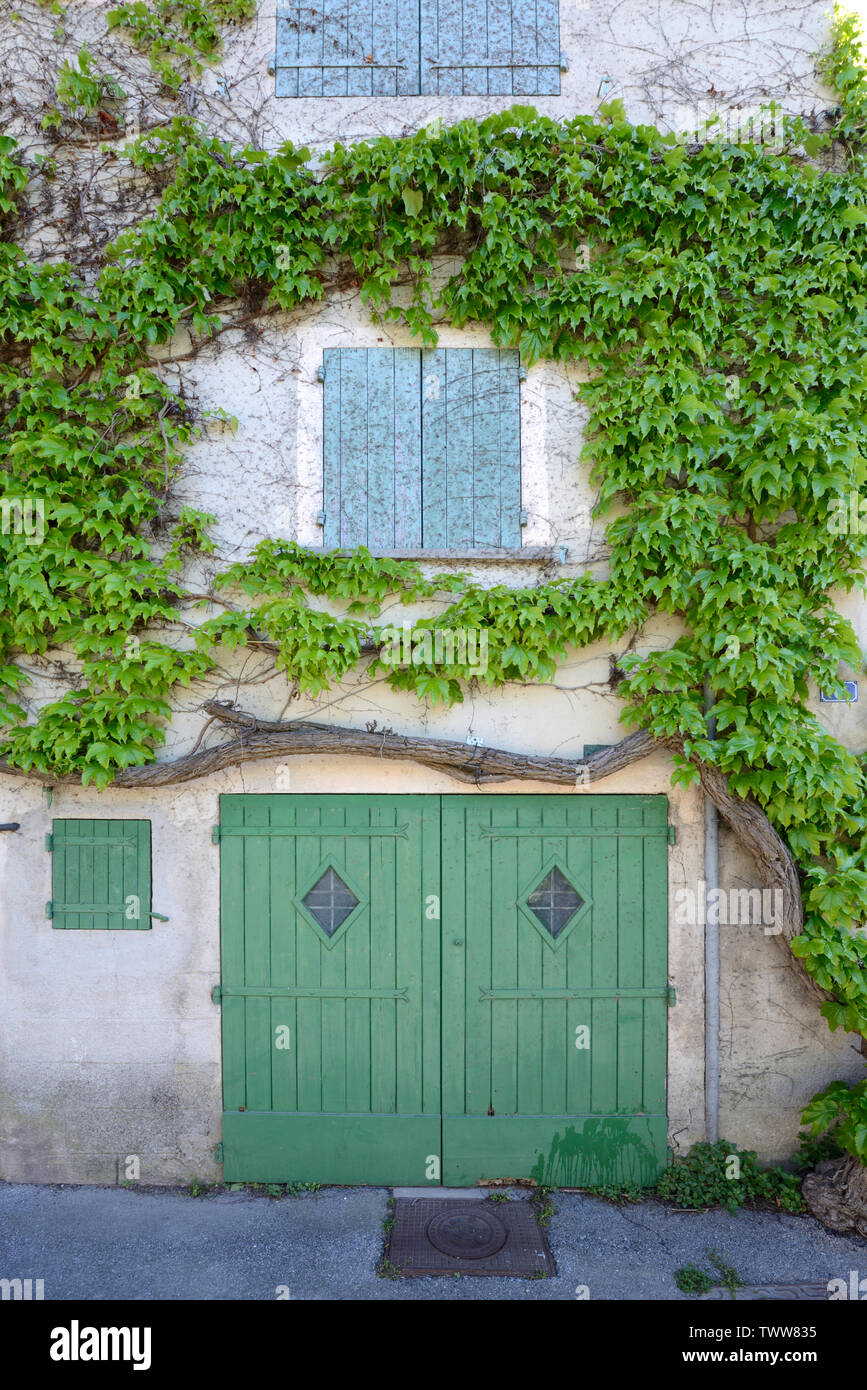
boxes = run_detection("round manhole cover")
[425,1209,508,1260]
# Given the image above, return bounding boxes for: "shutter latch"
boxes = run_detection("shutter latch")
[212,825,221,844]
[668,824,676,845]
[211,984,222,1005]
[667,985,677,1007]
[212,1142,224,1163]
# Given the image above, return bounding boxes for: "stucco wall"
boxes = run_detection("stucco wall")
[1,0,864,1185]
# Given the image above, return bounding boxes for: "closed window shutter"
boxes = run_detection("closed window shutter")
[421,347,522,548]
[276,2,420,97]
[420,0,561,97]
[49,820,152,930]
[322,348,423,549]
[323,347,521,550]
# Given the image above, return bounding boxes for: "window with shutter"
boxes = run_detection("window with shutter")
[275,1,561,97]
[46,820,154,930]
[321,346,522,552]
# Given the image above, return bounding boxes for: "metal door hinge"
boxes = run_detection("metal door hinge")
[211,984,222,1005]
[212,825,221,844]
[316,364,326,382]
[315,510,326,526]
[667,985,677,1007]
[519,509,528,526]
[45,901,53,920]
[151,911,170,922]
[267,52,276,75]
[45,833,53,851]
[212,1142,224,1163]
[560,52,569,73]
[518,364,527,381]
[667,824,676,845]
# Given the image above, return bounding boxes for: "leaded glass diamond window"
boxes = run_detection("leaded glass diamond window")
[301,867,359,937]
[525,865,584,939]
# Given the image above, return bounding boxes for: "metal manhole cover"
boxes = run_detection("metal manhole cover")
[426,1209,508,1259]
[386,1198,556,1278]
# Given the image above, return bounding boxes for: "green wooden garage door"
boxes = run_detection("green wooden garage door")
[217,794,670,1187]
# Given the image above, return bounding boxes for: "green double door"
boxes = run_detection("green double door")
[218,794,670,1187]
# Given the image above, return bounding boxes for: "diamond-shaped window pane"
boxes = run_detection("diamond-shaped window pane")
[302,867,358,937]
[526,866,584,939]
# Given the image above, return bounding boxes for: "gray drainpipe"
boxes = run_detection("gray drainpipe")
[704,681,720,1143]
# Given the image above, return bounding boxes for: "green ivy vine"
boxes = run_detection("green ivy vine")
[2,6,867,1043]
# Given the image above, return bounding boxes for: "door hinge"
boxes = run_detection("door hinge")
[316,364,326,382]
[668,824,676,845]
[212,1142,224,1163]
[45,833,53,852]
[45,901,53,920]
[211,984,222,1005]
[667,985,677,1007]
[212,825,221,844]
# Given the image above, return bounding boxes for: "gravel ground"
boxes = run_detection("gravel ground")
[1,1181,865,1301]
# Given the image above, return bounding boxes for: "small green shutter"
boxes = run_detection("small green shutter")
[322,347,521,550]
[48,820,152,930]
[420,0,561,97]
[275,2,421,97]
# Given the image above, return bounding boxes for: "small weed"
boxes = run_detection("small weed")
[376,1256,402,1280]
[188,1178,214,1198]
[532,1185,556,1226]
[675,1265,714,1295]
[382,1217,395,1233]
[486,1190,512,1203]
[708,1250,744,1295]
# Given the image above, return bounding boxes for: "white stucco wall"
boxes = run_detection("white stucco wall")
[1,0,864,1185]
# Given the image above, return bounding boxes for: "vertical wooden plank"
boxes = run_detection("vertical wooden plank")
[535,0,561,95]
[471,348,501,547]
[643,808,669,1118]
[433,0,464,95]
[445,348,475,548]
[511,0,539,97]
[615,804,645,1114]
[565,819,594,1117]
[243,800,272,1112]
[394,348,422,548]
[322,348,342,550]
[487,0,513,95]
[346,0,374,96]
[466,803,493,1115]
[366,351,396,550]
[295,805,323,1112]
[421,796,441,1117]
[441,798,466,1120]
[297,1,325,97]
[269,798,297,1115]
[275,8,299,97]
[498,349,523,546]
[319,803,349,1114]
[421,347,448,546]
[322,0,349,97]
[135,820,151,931]
[371,803,398,1115]
[345,808,372,1116]
[220,796,247,1111]
[338,349,369,548]
[462,0,488,94]
[395,799,423,1115]
[539,807,569,1115]
[516,809,542,1114]
[590,812,619,1115]
[79,823,94,931]
[419,0,438,94]
[106,822,123,931]
[397,0,421,94]
[490,801,517,1115]
[372,0,398,95]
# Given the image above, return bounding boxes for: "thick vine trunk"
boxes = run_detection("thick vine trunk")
[802,1156,867,1238]
[0,696,828,1007]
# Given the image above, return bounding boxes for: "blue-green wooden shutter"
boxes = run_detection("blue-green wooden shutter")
[47,820,152,930]
[421,348,522,548]
[323,347,521,549]
[275,2,420,96]
[322,348,423,549]
[420,0,561,96]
